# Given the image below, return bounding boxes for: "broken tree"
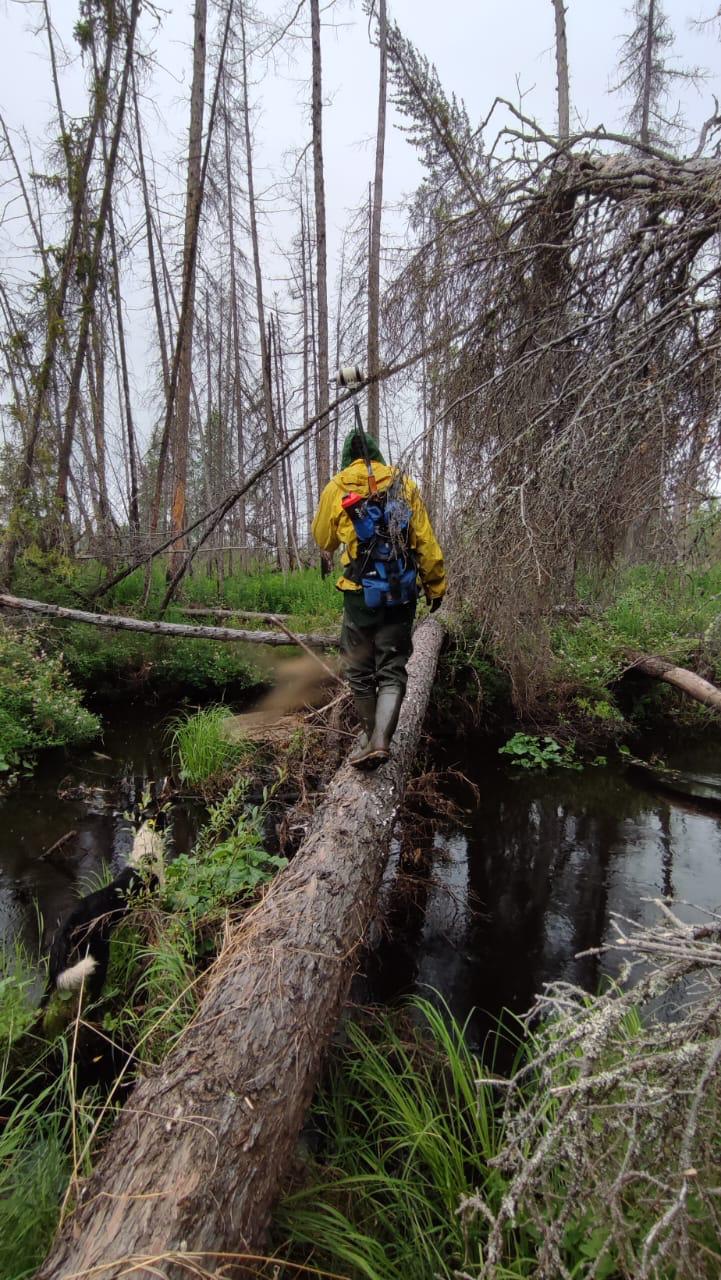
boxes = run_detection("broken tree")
[36,616,444,1280]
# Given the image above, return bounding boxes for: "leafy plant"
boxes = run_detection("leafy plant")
[0,945,37,1046]
[499,732,582,771]
[0,622,99,777]
[164,800,286,919]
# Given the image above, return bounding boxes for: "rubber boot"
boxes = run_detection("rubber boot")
[348,694,377,767]
[355,686,404,770]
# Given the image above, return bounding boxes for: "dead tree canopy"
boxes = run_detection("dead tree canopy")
[36,617,444,1280]
[382,64,721,703]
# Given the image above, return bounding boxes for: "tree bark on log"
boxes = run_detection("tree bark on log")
[35,617,444,1280]
[179,607,290,621]
[632,654,721,714]
[0,593,338,650]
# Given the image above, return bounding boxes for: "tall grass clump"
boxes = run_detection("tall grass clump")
[276,909,721,1280]
[275,999,523,1280]
[0,1063,81,1280]
[220,567,339,625]
[168,704,254,784]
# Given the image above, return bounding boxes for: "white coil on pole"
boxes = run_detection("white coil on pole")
[337,365,365,389]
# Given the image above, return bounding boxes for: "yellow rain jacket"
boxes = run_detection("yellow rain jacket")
[312,460,446,600]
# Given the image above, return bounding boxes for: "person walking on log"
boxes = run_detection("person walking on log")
[312,404,445,769]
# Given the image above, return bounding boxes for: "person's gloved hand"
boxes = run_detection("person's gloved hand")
[429,597,442,613]
[320,552,333,580]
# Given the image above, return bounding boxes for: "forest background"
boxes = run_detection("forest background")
[0,0,720,708]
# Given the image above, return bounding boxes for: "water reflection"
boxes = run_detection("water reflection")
[0,700,201,957]
[364,752,721,1049]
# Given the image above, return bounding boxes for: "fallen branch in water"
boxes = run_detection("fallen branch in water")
[0,593,339,650]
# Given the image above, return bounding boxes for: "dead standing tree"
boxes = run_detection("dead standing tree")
[383,11,721,705]
[168,0,207,577]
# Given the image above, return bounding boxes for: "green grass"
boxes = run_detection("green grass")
[0,1063,80,1280]
[554,562,721,692]
[9,552,340,694]
[275,1000,524,1280]
[167,704,255,784]
[274,981,721,1280]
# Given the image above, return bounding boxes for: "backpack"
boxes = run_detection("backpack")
[341,486,418,609]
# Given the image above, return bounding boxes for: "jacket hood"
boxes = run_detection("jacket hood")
[340,429,386,469]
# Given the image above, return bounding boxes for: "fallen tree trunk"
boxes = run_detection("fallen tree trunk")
[632,654,721,715]
[0,593,338,649]
[36,617,444,1280]
[180,607,289,621]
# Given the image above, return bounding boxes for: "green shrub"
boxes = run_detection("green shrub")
[163,768,288,921]
[0,623,100,774]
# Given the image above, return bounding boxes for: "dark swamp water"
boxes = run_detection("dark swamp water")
[0,698,203,960]
[362,740,721,1049]
[2,697,720,1051]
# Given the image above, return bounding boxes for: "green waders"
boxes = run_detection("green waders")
[341,591,416,768]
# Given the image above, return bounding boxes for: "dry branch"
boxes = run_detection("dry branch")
[0,593,338,650]
[35,617,444,1279]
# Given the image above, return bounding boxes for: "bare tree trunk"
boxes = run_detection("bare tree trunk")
[367,0,388,438]
[34,618,443,1280]
[271,312,300,565]
[310,0,330,490]
[641,0,655,147]
[300,193,315,542]
[334,234,347,474]
[87,306,112,534]
[633,653,721,714]
[224,83,248,552]
[552,0,570,142]
[53,0,143,537]
[239,1,289,573]
[132,64,170,399]
[107,187,140,533]
[169,0,207,575]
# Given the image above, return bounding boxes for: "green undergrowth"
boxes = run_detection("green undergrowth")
[0,621,100,781]
[441,562,721,745]
[0,1050,100,1280]
[9,551,340,694]
[274,1000,515,1280]
[0,777,286,1279]
[273,988,721,1280]
[554,562,721,695]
